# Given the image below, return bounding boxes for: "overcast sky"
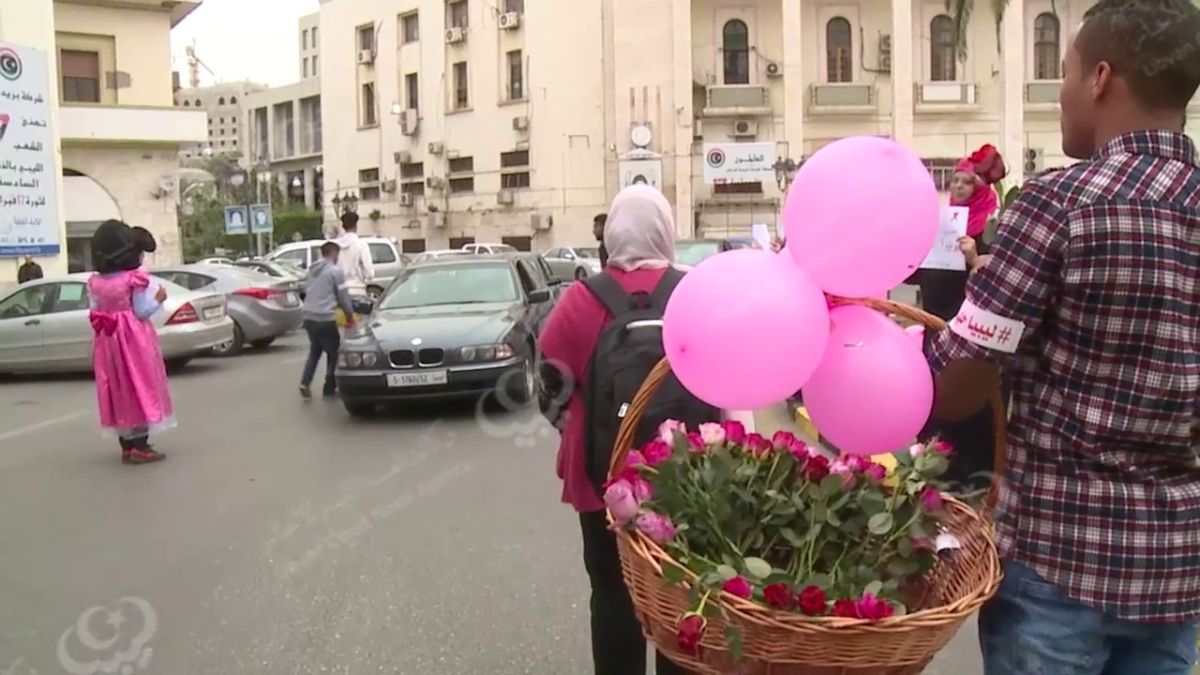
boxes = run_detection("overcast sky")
[170,0,320,87]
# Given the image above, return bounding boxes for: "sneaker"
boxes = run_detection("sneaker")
[299,385,312,399]
[124,448,166,464]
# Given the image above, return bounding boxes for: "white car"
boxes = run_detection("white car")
[544,246,603,281]
[462,243,517,255]
[0,274,233,374]
[264,237,409,300]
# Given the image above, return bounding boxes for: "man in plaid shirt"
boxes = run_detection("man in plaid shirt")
[929,1,1200,672]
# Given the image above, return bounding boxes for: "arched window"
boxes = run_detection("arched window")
[183,100,190,107]
[194,99,201,106]
[722,20,750,85]
[826,17,853,83]
[1034,13,1061,80]
[230,96,238,104]
[218,96,226,105]
[930,15,956,81]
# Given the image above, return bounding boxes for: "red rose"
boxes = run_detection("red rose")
[804,453,831,482]
[763,583,796,609]
[771,430,798,450]
[721,419,747,445]
[919,487,944,513]
[854,593,895,621]
[797,585,827,616]
[676,613,706,654]
[832,599,860,618]
[722,575,753,599]
[968,144,1007,185]
[746,433,772,457]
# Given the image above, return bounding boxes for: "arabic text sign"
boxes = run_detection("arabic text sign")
[224,206,249,235]
[703,142,776,185]
[0,42,62,257]
[919,206,969,271]
[950,299,1025,354]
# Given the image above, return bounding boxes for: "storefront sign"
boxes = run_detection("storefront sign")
[703,142,776,185]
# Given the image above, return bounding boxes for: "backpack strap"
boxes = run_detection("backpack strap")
[648,267,685,310]
[582,273,634,317]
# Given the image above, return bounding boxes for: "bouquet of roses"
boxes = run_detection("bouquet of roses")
[604,419,952,657]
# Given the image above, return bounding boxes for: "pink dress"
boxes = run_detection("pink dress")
[88,269,175,434]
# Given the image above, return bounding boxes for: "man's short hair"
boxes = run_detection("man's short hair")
[1079,0,1200,111]
[321,241,341,257]
[593,213,607,225]
[341,211,360,230]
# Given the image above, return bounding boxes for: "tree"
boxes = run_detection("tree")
[946,0,1010,62]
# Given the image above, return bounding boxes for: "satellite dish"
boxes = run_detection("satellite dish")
[157,174,179,194]
[630,124,653,149]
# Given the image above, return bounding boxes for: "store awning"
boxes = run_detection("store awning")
[62,174,121,237]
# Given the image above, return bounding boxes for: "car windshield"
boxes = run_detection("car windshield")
[575,247,600,259]
[675,240,722,266]
[379,264,519,309]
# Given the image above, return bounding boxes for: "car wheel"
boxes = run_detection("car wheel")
[343,399,376,418]
[573,267,589,280]
[165,357,191,374]
[211,321,245,357]
[504,356,536,405]
[366,285,384,301]
[249,337,276,349]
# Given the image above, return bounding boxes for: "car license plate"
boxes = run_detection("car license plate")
[386,370,448,388]
[202,307,223,320]
[285,292,299,305]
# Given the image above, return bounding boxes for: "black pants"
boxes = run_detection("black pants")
[300,320,340,393]
[579,510,690,675]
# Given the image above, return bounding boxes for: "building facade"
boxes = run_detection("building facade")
[174,81,268,159]
[317,0,1200,251]
[300,11,320,81]
[0,0,207,281]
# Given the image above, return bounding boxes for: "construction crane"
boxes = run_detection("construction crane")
[185,39,215,88]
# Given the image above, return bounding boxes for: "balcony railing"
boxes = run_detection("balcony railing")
[1025,80,1062,106]
[703,85,770,117]
[808,84,875,112]
[915,82,979,108]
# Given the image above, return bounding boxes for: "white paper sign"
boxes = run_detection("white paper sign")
[0,42,62,257]
[950,299,1026,354]
[751,223,772,250]
[703,142,776,185]
[919,206,969,271]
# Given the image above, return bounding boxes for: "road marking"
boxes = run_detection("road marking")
[0,411,88,443]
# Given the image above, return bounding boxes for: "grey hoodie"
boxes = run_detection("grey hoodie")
[302,258,356,322]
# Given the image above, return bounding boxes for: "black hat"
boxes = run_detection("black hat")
[91,220,154,273]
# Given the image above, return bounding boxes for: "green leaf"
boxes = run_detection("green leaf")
[886,557,921,577]
[701,600,720,619]
[819,474,843,499]
[724,624,744,662]
[716,565,738,582]
[813,501,829,524]
[864,580,883,597]
[743,557,772,580]
[780,527,806,547]
[922,453,949,478]
[868,512,894,536]
[826,510,842,527]
[898,537,914,558]
[661,563,686,585]
[804,573,833,590]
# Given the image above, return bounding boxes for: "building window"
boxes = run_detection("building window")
[358,24,375,52]
[405,73,420,110]
[312,55,319,75]
[506,50,524,100]
[60,50,100,103]
[449,177,474,193]
[825,17,853,83]
[401,181,425,197]
[400,162,424,179]
[230,96,238,104]
[359,168,381,201]
[303,57,309,79]
[302,28,309,50]
[402,239,427,254]
[922,158,958,191]
[195,99,201,106]
[448,156,474,173]
[313,26,318,46]
[722,20,750,85]
[361,82,377,126]
[453,61,469,110]
[401,12,420,43]
[503,0,524,12]
[1034,13,1061,80]
[448,1,469,29]
[930,15,956,81]
[218,96,226,105]
[500,150,530,189]
[183,100,190,107]
[713,182,763,195]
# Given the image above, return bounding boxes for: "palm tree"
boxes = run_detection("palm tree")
[945,0,1011,61]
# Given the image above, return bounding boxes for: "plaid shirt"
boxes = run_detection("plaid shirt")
[931,131,1200,622]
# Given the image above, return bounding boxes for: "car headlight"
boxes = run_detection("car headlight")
[338,350,380,368]
[458,344,515,362]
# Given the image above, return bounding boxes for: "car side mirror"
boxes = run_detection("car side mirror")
[563,252,575,261]
[528,289,551,304]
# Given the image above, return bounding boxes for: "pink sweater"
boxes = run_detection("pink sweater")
[538,267,668,512]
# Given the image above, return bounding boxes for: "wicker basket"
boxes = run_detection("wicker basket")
[609,297,1005,675]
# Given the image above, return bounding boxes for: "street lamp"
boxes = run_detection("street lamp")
[331,191,358,216]
[773,157,798,192]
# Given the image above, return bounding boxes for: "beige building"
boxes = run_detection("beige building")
[300,11,320,81]
[174,81,268,159]
[0,0,207,281]
[317,0,1200,251]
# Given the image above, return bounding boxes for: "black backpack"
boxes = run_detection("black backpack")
[582,269,720,494]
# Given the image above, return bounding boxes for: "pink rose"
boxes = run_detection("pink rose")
[626,450,646,468]
[720,419,747,445]
[788,442,811,463]
[771,430,798,451]
[864,463,888,483]
[659,419,686,444]
[855,593,895,621]
[636,511,677,544]
[698,422,726,446]
[843,455,871,473]
[919,487,944,513]
[722,576,753,599]
[642,440,671,467]
[804,453,831,482]
[685,432,706,454]
[603,480,640,525]
[630,475,653,502]
[830,460,857,490]
[746,433,772,457]
[908,443,925,458]
[931,439,954,456]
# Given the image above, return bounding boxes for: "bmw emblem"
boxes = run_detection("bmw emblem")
[411,337,423,346]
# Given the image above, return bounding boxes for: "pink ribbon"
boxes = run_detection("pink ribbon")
[89,311,118,336]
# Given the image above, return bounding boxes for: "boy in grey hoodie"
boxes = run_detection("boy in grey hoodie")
[300,241,357,399]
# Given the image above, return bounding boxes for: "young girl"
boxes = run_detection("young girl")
[88,220,173,464]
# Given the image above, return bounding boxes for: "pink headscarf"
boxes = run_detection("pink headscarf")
[603,185,676,271]
[951,157,1000,238]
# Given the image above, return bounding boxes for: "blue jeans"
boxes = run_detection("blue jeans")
[300,320,340,393]
[981,560,1199,675]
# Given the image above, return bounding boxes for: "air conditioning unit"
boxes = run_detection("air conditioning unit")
[765,61,782,78]
[445,27,466,44]
[428,212,446,228]
[428,141,445,155]
[1024,148,1044,175]
[531,214,550,230]
[878,34,893,73]
[512,116,530,132]
[497,189,514,205]
[732,119,758,138]
[399,110,419,136]
[693,119,704,141]
[426,176,446,190]
[380,179,397,193]
[499,12,521,30]
[357,49,376,65]
[393,150,412,164]
[398,193,414,207]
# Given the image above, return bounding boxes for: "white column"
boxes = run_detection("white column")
[890,0,915,145]
[1000,0,1025,173]
[782,0,805,163]
[303,167,316,210]
[672,0,694,237]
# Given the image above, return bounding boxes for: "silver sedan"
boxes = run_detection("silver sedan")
[543,246,603,282]
[0,274,233,374]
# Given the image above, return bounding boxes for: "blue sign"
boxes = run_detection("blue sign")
[224,206,248,235]
[249,203,273,234]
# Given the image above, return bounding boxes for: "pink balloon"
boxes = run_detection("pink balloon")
[663,249,830,410]
[783,136,939,298]
[905,324,925,346]
[802,305,933,456]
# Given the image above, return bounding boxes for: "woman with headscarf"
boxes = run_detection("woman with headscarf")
[539,185,691,675]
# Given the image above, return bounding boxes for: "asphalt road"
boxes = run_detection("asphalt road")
[0,333,982,675]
